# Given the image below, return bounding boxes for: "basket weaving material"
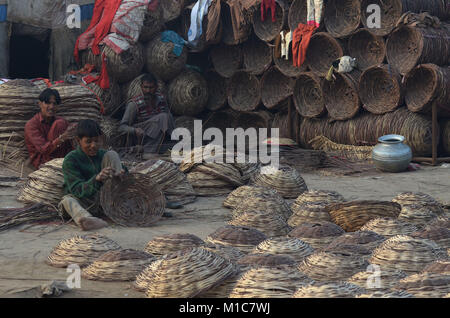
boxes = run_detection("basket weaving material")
[293,73,326,118]
[326,231,386,252]
[139,2,164,42]
[143,247,237,298]
[167,70,208,116]
[100,172,166,227]
[251,165,308,199]
[223,185,277,209]
[210,44,243,78]
[205,225,267,254]
[288,0,307,32]
[0,204,58,232]
[322,69,362,121]
[348,29,386,71]
[243,35,272,75]
[46,234,122,268]
[227,71,261,112]
[144,34,188,81]
[392,192,445,216]
[422,259,450,274]
[144,233,205,256]
[82,249,155,282]
[386,25,450,76]
[360,217,419,238]
[299,250,369,282]
[100,116,120,149]
[397,204,439,227]
[229,266,313,298]
[370,235,448,275]
[348,269,407,291]
[293,282,366,298]
[327,201,402,232]
[160,0,184,22]
[357,290,414,298]
[232,161,262,184]
[359,64,403,115]
[412,226,450,250]
[307,32,344,77]
[252,236,314,263]
[288,221,345,250]
[231,192,293,221]
[204,71,228,111]
[324,0,361,38]
[288,203,333,227]
[253,0,288,42]
[201,243,245,264]
[133,259,162,292]
[394,272,450,298]
[260,67,295,109]
[229,210,292,237]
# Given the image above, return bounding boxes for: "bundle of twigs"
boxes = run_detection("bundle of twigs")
[0,203,59,232]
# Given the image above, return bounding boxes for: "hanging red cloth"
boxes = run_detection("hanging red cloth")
[292,23,316,68]
[261,0,276,22]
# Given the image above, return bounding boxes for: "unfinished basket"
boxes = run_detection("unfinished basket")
[139,3,165,42]
[228,71,261,112]
[144,247,237,298]
[201,243,245,263]
[288,203,333,227]
[167,70,208,116]
[82,249,155,282]
[307,32,344,77]
[223,185,277,209]
[348,269,407,291]
[204,70,228,111]
[398,204,439,227]
[83,76,121,116]
[328,200,402,232]
[293,73,326,118]
[360,217,419,238]
[326,231,386,252]
[187,171,236,196]
[229,266,312,298]
[359,64,403,115]
[231,192,293,221]
[144,233,205,256]
[288,0,308,32]
[422,259,450,274]
[229,210,291,237]
[252,236,314,263]
[205,225,267,254]
[243,35,272,75]
[260,67,295,109]
[100,173,166,227]
[412,226,450,250]
[160,0,184,22]
[348,29,386,71]
[144,34,188,81]
[210,44,243,78]
[46,234,122,268]
[392,192,445,216]
[324,0,361,38]
[370,235,447,275]
[322,69,362,121]
[288,221,345,250]
[294,282,366,298]
[394,272,450,298]
[192,162,244,187]
[253,0,288,42]
[99,116,120,149]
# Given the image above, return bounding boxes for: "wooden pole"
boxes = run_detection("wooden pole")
[432,102,438,166]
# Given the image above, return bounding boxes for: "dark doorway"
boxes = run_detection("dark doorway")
[9,35,50,79]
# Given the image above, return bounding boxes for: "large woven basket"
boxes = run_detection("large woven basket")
[394,272,450,298]
[293,190,346,207]
[100,173,166,227]
[167,70,208,116]
[243,35,272,75]
[412,226,450,250]
[134,258,162,292]
[227,71,261,112]
[328,200,402,232]
[160,0,184,23]
[348,269,407,292]
[233,161,262,184]
[252,236,315,263]
[82,249,155,282]
[397,204,439,228]
[370,235,448,275]
[348,29,386,71]
[198,269,244,298]
[204,70,228,111]
[46,234,122,268]
[223,185,277,209]
[201,243,245,264]
[234,110,273,130]
[231,192,293,221]
[229,210,291,237]
[144,233,205,256]
[260,67,295,110]
[307,32,344,77]
[139,3,165,42]
[237,253,297,271]
[187,171,236,196]
[392,192,445,216]
[326,231,386,252]
[422,259,450,274]
[210,44,243,78]
[323,242,373,261]
[288,0,307,32]
[359,64,403,115]
[293,73,326,118]
[273,44,307,78]
[294,282,366,298]
[202,109,238,136]
[324,0,361,38]
[253,0,288,42]
[288,203,333,227]
[143,247,237,298]
[360,217,419,238]
[144,34,188,81]
[205,225,267,254]
[288,221,345,250]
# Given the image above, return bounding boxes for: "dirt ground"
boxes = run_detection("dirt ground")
[1,163,449,298]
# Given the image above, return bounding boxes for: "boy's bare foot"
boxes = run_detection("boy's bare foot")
[79,217,108,231]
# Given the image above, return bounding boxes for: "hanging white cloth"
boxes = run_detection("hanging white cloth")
[188,0,213,47]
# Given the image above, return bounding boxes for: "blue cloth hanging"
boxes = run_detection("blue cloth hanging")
[161,30,187,57]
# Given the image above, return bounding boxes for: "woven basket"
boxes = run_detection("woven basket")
[134,258,162,292]
[193,162,244,187]
[229,266,312,298]
[293,73,326,118]
[412,226,450,250]
[232,161,262,184]
[252,236,314,263]
[228,71,261,112]
[299,250,369,282]
[253,0,288,42]
[322,69,362,121]
[223,185,277,209]
[348,269,407,292]
[144,233,205,256]
[46,234,122,268]
[198,269,244,298]
[405,64,450,117]
[326,231,386,252]
[187,171,236,196]
[328,200,402,232]
[229,210,291,237]
[139,3,165,42]
[210,44,243,78]
[160,0,184,22]
[323,243,373,261]
[202,108,238,135]
[307,32,344,77]
[294,282,366,298]
[237,253,297,270]
[392,192,445,216]
[288,0,307,32]
[201,243,245,263]
[168,70,208,116]
[204,71,228,111]
[370,235,447,275]
[288,203,333,227]
[293,189,346,207]
[100,172,166,227]
[348,29,386,71]
[82,249,155,282]
[273,44,307,78]
[360,217,419,238]
[260,67,295,109]
[144,247,237,298]
[231,192,293,221]
[174,115,197,140]
[359,64,403,115]
[288,221,345,250]
[144,34,188,82]
[324,0,361,38]
[422,259,450,274]
[243,35,272,75]
[398,204,439,227]
[205,225,267,254]
[357,290,414,298]
[235,110,273,130]
[386,25,450,76]
[394,272,450,298]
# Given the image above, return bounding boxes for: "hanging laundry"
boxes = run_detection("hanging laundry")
[205,0,222,42]
[226,0,257,43]
[325,56,358,81]
[292,23,316,68]
[188,0,214,47]
[162,31,188,57]
[281,31,292,60]
[307,0,323,28]
[261,0,276,22]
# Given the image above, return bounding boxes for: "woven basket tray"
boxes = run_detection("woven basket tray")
[252,236,314,263]
[293,73,326,118]
[144,233,205,256]
[348,29,386,71]
[201,243,245,264]
[422,259,450,274]
[205,225,267,254]
[326,231,386,252]
[253,0,288,42]
[392,192,445,216]
[243,35,272,75]
[288,221,345,250]
[348,269,407,292]
[324,0,361,38]
[360,217,419,238]
[229,210,292,237]
[398,204,439,228]
[288,203,333,227]
[228,71,261,112]
[223,185,277,209]
[46,234,122,268]
[412,226,450,250]
[231,192,293,221]
[210,44,243,78]
[394,272,450,298]
[294,282,366,298]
